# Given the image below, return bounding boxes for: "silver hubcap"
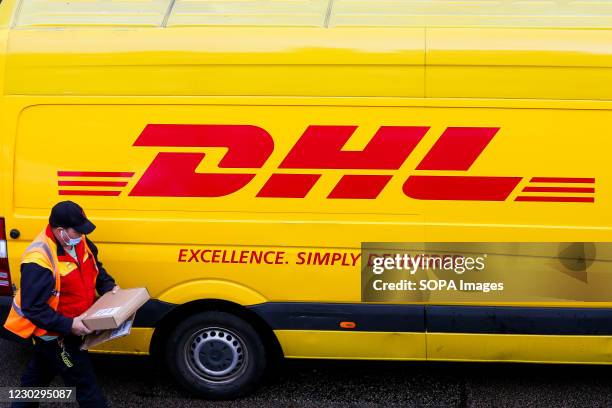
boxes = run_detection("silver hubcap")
[185,327,247,383]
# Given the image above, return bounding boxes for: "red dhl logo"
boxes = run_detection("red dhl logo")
[57,124,595,203]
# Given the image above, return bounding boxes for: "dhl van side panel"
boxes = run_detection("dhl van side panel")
[8,100,433,307]
[5,27,424,97]
[248,303,426,360]
[3,0,612,366]
[428,333,612,364]
[10,103,609,231]
[275,331,427,360]
[7,97,612,361]
[426,28,612,100]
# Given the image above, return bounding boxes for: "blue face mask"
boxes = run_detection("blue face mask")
[60,229,82,246]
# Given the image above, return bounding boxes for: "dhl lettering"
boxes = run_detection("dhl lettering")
[129,124,273,197]
[405,127,521,201]
[59,124,592,202]
[177,248,286,265]
[176,248,361,266]
[296,251,361,267]
[261,125,428,199]
[279,125,428,169]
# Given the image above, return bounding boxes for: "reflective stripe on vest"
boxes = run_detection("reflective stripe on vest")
[11,300,24,317]
[23,241,57,278]
[11,288,59,320]
[3,229,62,338]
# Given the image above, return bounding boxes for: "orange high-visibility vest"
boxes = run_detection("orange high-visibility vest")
[3,229,61,338]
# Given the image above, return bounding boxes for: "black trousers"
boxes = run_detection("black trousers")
[11,335,108,408]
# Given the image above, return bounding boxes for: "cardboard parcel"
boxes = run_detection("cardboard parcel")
[80,287,150,350]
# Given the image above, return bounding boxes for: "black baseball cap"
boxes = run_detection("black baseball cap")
[49,201,96,234]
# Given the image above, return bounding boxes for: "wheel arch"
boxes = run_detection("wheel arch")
[149,298,284,366]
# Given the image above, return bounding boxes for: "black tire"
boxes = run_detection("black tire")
[165,311,267,400]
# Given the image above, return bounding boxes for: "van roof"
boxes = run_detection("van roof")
[13,0,612,29]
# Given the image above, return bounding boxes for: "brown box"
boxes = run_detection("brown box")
[82,287,150,331]
[80,313,136,350]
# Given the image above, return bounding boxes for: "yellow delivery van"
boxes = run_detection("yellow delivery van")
[1,0,612,399]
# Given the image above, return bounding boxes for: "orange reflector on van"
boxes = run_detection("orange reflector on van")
[339,321,356,329]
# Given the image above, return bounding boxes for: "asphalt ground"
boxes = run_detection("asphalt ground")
[1,338,612,407]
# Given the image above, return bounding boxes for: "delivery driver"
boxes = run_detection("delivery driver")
[3,201,119,407]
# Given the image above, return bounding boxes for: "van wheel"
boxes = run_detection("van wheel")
[165,311,266,400]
